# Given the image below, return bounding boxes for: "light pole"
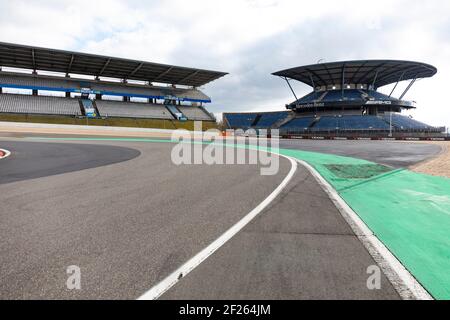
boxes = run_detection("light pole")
[389,109,393,138]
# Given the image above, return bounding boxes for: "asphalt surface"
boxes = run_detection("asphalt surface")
[163,166,399,300]
[0,140,141,185]
[0,139,290,299]
[279,139,442,168]
[0,136,440,299]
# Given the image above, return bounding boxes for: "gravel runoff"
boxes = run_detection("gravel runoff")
[410,141,450,178]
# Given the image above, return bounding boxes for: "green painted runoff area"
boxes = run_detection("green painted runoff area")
[28,137,450,299]
[279,147,450,300]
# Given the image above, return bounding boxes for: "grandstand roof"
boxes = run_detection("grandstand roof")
[0,42,227,87]
[273,60,437,88]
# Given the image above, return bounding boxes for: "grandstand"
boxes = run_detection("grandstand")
[0,94,81,116]
[0,42,227,130]
[95,100,173,120]
[224,60,446,138]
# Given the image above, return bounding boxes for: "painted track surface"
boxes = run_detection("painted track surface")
[162,165,400,300]
[0,139,291,299]
[279,139,442,168]
[0,136,440,299]
[0,140,141,184]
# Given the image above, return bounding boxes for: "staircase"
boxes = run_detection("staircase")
[251,114,262,127]
[166,105,186,121]
[78,100,86,117]
[309,117,321,129]
[272,112,296,129]
[318,91,328,102]
[80,99,97,118]
[92,101,101,117]
[198,105,216,121]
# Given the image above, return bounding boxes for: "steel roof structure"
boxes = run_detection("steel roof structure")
[273,60,437,89]
[0,42,228,87]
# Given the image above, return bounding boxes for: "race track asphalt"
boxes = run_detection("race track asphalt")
[278,139,441,168]
[0,139,290,299]
[0,136,439,299]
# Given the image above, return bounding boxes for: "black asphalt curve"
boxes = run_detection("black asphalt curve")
[0,139,290,299]
[0,140,141,185]
[0,137,437,300]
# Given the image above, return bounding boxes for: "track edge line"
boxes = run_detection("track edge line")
[138,154,298,300]
[296,159,433,301]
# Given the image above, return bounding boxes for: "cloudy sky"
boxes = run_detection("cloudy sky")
[0,0,449,128]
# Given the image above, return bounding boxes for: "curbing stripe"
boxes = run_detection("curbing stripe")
[296,159,433,300]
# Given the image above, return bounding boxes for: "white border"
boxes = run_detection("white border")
[297,159,433,300]
[138,155,298,300]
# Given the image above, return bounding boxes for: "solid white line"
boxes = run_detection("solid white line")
[138,155,298,300]
[0,148,11,160]
[296,159,433,300]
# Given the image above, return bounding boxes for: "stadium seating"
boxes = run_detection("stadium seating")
[342,115,390,130]
[310,116,340,131]
[295,91,323,104]
[383,114,431,130]
[225,113,258,129]
[366,90,399,101]
[312,115,390,131]
[0,73,75,89]
[165,105,185,120]
[95,100,174,119]
[280,117,315,130]
[295,90,366,104]
[0,73,210,102]
[321,90,343,102]
[177,106,214,121]
[344,90,363,100]
[254,112,289,128]
[224,110,440,133]
[0,93,81,116]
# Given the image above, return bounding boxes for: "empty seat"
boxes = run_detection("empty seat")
[383,114,431,130]
[254,112,288,128]
[95,100,173,119]
[0,72,210,102]
[177,106,214,121]
[281,117,315,130]
[295,91,323,104]
[0,74,77,90]
[0,93,81,116]
[366,90,399,101]
[224,113,258,129]
[312,115,390,131]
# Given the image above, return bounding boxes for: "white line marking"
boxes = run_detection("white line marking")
[296,159,433,300]
[0,148,11,160]
[138,155,298,300]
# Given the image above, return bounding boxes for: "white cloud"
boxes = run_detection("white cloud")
[0,0,449,127]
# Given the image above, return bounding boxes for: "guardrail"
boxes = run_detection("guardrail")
[280,135,450,141]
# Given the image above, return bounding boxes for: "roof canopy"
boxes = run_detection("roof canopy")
[273,60,437,89]
[0,42,227,87]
